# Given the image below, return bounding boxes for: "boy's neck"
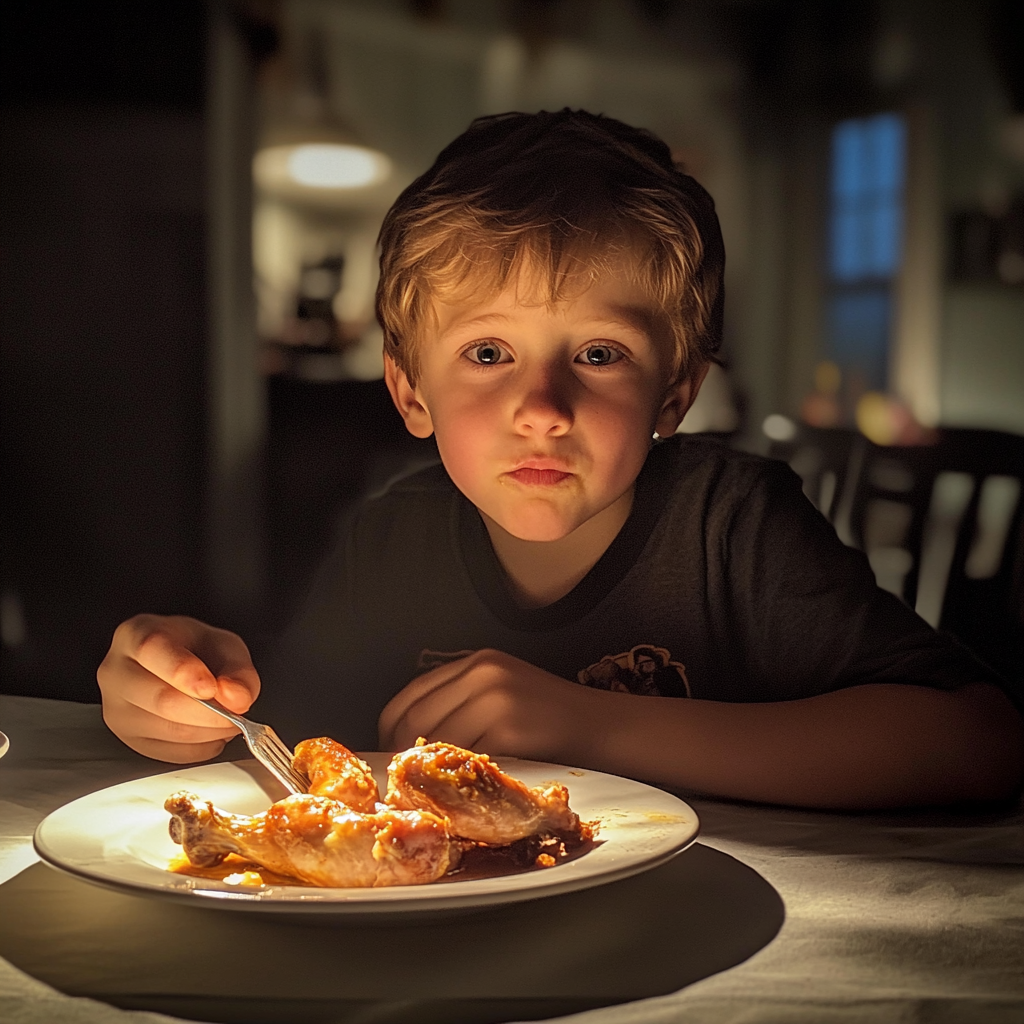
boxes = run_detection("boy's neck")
[480,488,634,609]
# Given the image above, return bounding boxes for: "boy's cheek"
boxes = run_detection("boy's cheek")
[433,430,486,490]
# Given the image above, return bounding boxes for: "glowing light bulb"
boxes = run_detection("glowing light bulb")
[286,144,389,189]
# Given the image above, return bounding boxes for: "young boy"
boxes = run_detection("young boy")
[98,110,1023,809]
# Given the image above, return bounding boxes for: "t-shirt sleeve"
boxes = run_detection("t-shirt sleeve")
[720,459,1014,706]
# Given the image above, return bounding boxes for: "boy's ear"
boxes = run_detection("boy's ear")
[384,354,435,439]
[654,362,712,439]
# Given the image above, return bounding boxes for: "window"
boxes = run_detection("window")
[824,113,907,400]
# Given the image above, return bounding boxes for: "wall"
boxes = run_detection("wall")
[941,285,1024,432]
[0,106,208,700]
[928,1,1024,432]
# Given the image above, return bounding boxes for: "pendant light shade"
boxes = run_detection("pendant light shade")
[254,22,391,198]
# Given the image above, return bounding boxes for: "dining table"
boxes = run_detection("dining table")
[1,691,1022,1024]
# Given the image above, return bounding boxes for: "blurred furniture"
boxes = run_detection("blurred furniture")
[765,425,866,545]
[769,425,1024,686]
[266,377,437,628]
[3,694,1023,1024]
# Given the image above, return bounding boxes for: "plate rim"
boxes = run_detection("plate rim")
[33,755,700,915]
[0,730,8,759]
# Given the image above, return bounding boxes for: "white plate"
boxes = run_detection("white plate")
[34,754,699,916]
[0,731,8,759]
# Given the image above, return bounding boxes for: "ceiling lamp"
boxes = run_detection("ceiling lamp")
[254,135,391,195]
[286,144,387,188]
[253,25,391,198]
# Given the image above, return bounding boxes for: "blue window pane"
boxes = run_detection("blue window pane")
[829,112,905,280]
[832,121,864,199]
[831,209,862,281]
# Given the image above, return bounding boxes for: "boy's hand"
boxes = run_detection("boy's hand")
[97,614,260,764]
[378,649,607,762]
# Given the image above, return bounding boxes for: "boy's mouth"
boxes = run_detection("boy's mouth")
[506,467,574,486]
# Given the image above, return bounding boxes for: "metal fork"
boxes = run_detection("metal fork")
[192,696,309,794]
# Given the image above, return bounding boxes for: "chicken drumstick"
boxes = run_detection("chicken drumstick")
[292,736,379,812]
[165,792,455,887]
[385,740,585,845]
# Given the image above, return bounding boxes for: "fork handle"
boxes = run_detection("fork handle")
[193,696,246,729]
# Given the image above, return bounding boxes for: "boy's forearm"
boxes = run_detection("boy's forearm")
[580,682,1024,809]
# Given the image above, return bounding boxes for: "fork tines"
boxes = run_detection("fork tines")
[257,728,309,794]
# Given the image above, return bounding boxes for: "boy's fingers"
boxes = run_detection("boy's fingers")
[109,699,240,745]
[131,628,218,700]
[417,701,500,753]
[110,662,242,729]
[378,655,477,742]
[379,672,459,747]
[215,674,260,713]
[389,700,483,752]
[390,686,518,753]
[381,666,489,750]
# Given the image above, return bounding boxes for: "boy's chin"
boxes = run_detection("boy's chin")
[507,524,577,543]
[482,506,592,544]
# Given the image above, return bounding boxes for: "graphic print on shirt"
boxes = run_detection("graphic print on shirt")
[418,644,690,699]
[577,645,691,698]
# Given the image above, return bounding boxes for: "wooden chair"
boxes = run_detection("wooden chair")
[769,424,1023,686]
[849,428,1023,685]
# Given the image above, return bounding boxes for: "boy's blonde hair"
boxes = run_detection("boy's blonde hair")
[376,109,725,386]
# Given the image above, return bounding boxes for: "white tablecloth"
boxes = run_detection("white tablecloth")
[1,693,1022,1024]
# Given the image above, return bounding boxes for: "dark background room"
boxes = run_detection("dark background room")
[2,0,1022,706]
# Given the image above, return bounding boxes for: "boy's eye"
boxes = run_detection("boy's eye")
[577,344,623,366]
[465,341,511,365]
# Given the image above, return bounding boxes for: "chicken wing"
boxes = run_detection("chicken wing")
[165,791,455,887]
[384,740,585,846]
[292,736,379,812]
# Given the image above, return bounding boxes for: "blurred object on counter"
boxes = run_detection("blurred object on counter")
[800,361,843,429]
[855,392,939,447]
[263,253,364,380]
[260,249,386,382]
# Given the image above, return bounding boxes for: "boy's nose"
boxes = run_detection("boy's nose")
[511,366,575,437]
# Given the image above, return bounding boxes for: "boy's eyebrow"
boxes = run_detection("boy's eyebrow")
[587,304,665,340]
[453,312,513,329]
[445,306,660,336]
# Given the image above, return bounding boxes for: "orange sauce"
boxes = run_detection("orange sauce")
[168,827,601,888]
[168,851,308,888]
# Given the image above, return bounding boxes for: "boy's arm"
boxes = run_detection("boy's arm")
[378,650,1024,809]
[597,677,1023,808]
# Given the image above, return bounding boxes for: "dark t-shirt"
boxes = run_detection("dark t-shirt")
[257,435,1001,749]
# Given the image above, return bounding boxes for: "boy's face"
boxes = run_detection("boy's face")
[386,273,707,542]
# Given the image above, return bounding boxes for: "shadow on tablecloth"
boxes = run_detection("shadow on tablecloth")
[0,842,783,1024]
